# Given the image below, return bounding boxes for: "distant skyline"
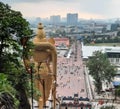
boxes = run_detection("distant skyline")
[2,0,120,19]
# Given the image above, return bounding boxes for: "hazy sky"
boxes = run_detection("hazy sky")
[2,0,120,19]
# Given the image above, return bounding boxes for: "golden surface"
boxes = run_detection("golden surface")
[33,23,57,109]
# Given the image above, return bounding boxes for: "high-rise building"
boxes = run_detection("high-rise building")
[50,15,61,25]
[111,24,119,31]
[67,13,78,25]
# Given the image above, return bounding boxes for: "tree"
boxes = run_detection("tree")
[87,51,117,94]
[115,86,120,100]
[100,106,116,109]
[0,2,33,109]
[117,31,120,36]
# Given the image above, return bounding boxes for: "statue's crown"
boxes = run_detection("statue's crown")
[36,23,46,39]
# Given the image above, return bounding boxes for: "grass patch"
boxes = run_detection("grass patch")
[86,43,120,46]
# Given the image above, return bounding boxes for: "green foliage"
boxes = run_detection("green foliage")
[83,34,120,45]
[0,2,33,108]
[115,86,120,97]
[0,73,19,108]
[100,105,116,109]
[87,51,117,93]
[27,81,41,100]
[0,73,16,94]
[0,1,33,73]
[117,31,120,36]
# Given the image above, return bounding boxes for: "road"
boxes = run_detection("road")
[56,40,120,109]
[56,40,88,100]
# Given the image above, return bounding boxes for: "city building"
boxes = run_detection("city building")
[54,37,69,49]
[105,48,120,87]
[67,13,78,25]
[50,15,61,25]
[111,23,120,31]
[105,48,120,67]
[82,44,120,89]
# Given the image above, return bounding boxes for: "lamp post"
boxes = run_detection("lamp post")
[30,66,34,109]
[20,36,34,109]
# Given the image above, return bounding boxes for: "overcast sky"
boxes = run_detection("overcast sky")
[2,0,120,19]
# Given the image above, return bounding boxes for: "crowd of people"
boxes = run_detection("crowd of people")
[56,41,87,99]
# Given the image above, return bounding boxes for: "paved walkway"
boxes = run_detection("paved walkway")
[57,41,88,99]
[85,64,120,109]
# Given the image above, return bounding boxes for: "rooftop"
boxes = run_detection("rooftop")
[82,43,120,59]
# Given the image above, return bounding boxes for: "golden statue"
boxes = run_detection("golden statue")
[33,23,57,109]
